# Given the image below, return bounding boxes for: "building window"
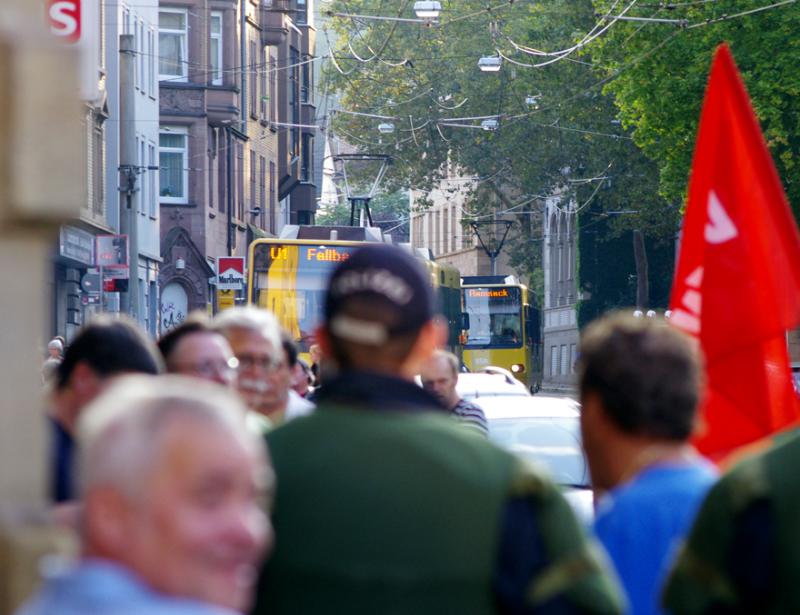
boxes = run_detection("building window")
[259,48,267,119]
[550,345,558,378]
[301,58,311,103]
[148,29,156,94]
[570,343,577,374]
[289,47,299,157]
[159,9,188,82]
[237,143,244,220]
[138,138,145,213]
[259,155,266,228]
[159,128,188,204]
[301,134,313,182]
[210,11,223,86]
[560,344,568,376]
[269,161,275,233]
[269,52,277,122]
[92,116,105,219]
[249,39,257,118]
[250,150,256,213]
[296,0,307,24]
[134,18,140,89]
[148,143,157,217]
[139,20,145,91]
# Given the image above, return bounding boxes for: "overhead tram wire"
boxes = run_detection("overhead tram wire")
[328,1,796,150]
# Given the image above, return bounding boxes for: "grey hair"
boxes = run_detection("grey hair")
[432,349,460,377]
[47,339,63,354]
[76,374,270,499]
[212,306,283,363]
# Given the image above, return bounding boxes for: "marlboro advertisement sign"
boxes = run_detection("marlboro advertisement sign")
[217,257,245,291]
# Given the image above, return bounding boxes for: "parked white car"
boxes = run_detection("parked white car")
[455,371,530,399]
[473,394,594,523]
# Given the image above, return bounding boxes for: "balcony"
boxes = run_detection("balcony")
[260,5,290,47]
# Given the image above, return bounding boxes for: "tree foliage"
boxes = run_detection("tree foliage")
[320,0,682,305]
[589,0,800,213]
[316,190,410,242]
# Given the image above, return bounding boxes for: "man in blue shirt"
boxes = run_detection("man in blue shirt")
[18,375,272,615]
[576,313,717,615]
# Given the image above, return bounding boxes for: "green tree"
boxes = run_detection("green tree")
[589,0,800,213]
[321,0,680,306]
[316,190,411,242]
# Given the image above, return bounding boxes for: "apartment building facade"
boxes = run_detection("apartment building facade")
[541,193,578,392]
[409,174,509,276]
[106,0,162,336]
[157,0,317,325]
[49,0,111,341]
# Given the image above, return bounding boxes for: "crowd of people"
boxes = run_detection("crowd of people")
[22,242,800,614]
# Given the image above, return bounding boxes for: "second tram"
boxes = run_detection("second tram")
[461,275,540,388]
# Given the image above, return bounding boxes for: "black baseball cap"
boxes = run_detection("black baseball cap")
[324,244,437,345]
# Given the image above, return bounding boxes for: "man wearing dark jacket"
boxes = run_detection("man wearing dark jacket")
[251,244,623,615]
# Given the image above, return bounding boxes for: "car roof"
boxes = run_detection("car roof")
[473,394,581,419]
[455,372,530,398]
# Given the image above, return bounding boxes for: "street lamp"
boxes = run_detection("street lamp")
[480,118,499,131]
[378,122,395,134]
[413,1,441,19]
[525,94,541,108]
[478,55,502,72]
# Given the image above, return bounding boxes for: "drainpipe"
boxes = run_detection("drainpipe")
[240,0,247,135]
[227,127,233,255]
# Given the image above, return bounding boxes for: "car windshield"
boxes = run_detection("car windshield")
[489,417,588,488]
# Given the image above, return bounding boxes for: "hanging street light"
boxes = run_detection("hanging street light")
[378,122,395,134]
[478,55,502,72]
[525,94,541,107]
[413,1,442,20]
[480,118,499,131]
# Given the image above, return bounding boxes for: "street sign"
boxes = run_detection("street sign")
[60,226,95,266]
[96,234,129,269]
[217,290,235,312]
[81,294,101,306]
[80,272,101,292]
[217,257,245,291]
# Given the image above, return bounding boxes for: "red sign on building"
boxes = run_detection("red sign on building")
[48,0,82,43]
[217,257,245,291]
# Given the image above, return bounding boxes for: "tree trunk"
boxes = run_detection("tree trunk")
[633,229,649,308]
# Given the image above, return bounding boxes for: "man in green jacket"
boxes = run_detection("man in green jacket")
[251,244,623,615]
[663,428,800,613]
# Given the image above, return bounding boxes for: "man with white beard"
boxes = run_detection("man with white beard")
[214,307,311,430]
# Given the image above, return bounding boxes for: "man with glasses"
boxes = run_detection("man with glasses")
[158,316,239,387]
[214,307,309,429]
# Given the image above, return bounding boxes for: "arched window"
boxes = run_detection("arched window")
[549,212,559,307]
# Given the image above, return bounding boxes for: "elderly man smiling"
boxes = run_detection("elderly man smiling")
[16,375,273,615]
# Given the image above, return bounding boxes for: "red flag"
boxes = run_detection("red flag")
[669,43,800,458]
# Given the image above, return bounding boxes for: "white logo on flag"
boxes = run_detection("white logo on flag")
[671,266,704,335]
[705,191,738,244]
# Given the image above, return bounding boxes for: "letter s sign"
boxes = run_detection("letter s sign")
[48,0,81,43]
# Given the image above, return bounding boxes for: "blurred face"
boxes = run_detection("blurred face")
[291,362,309,396]
[225,328,290,418]
[124,419,271,611]
[420,355,459,409]
[168,332,238,387]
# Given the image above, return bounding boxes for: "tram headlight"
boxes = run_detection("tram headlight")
[511,363,525,374]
